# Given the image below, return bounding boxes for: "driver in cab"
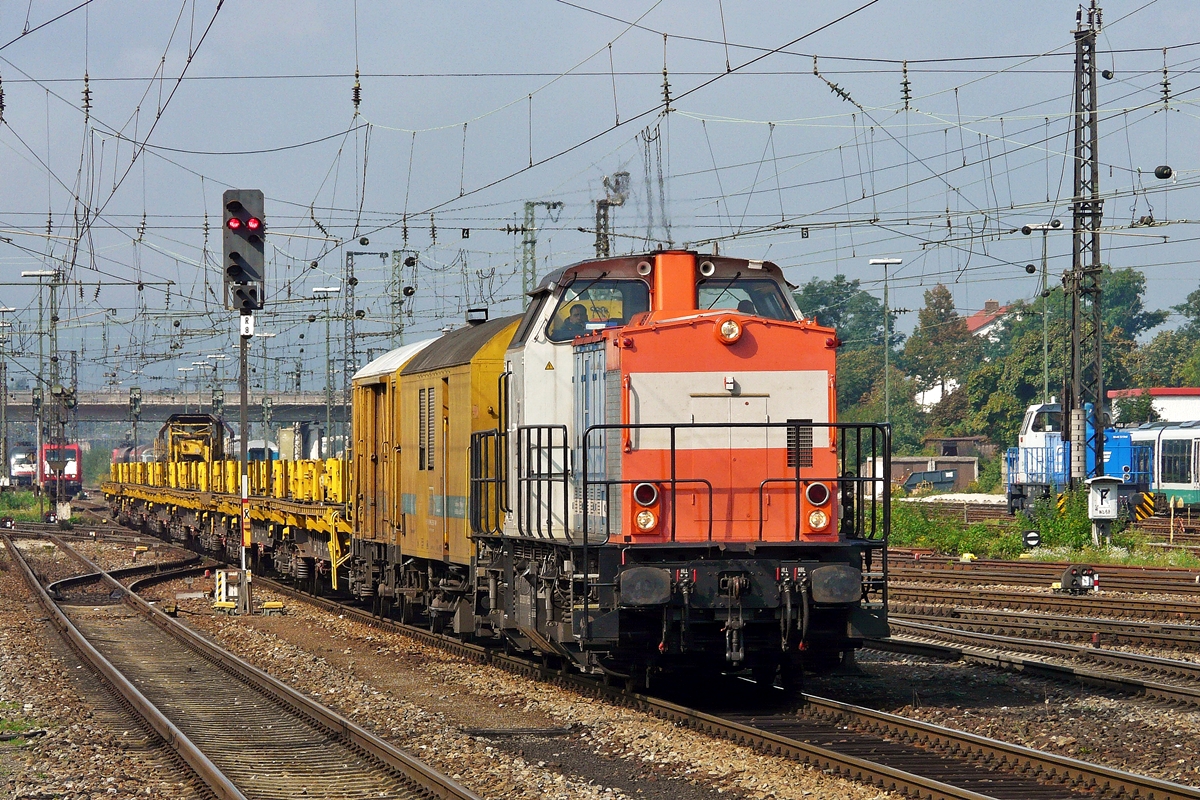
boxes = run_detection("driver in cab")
[554,303,590,339]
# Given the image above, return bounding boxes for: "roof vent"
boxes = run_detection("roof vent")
[466,307,489,325]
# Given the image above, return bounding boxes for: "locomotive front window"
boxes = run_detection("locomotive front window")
[1031,412,1062,432]
[547,279,649,342]
[512,292,549,347]
[698,277,794,321]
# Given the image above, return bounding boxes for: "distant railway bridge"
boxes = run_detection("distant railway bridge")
[3,390,345,426]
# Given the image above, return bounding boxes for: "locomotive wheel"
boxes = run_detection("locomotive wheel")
[779,656,805,697]
[804,649,842,674]
[751,661,779,689]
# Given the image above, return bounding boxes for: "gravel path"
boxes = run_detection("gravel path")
[0,545,208,799]
[152,581,896,800]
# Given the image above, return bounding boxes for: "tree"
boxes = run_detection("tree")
[1174,287,1200,338]
[1113,390,1160,425]
[840,363,926,455]
[1103,267,1167,339]
[835,346,884,412]
[1130,329,1199,387]
[901,284,980,393]
[794,275,901,351]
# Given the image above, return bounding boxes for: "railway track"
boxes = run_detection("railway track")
[892,603,1200,650]
[888,583,1200,623]
[178,574,1200,800]
[5,533,480,800]
[889,557,1200,595]
[96,510,1200,798]
[882,618,1200,705]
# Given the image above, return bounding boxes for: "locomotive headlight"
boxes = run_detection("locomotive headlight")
[807,509,830,531]
[715,318,742,344]
[635,509,658,531]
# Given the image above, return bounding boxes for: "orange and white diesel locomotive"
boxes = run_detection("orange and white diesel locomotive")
[350,251,888,690]
[106,250,889,687]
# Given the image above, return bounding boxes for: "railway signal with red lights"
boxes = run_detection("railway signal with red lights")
[222,188,266,312]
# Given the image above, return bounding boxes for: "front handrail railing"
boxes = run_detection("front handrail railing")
[514,425,570,540]
[577,419,889,644]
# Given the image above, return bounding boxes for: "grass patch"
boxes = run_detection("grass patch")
[0,490,81,523]
[0,491,40,513]
[890,488,1200,567]
[0,719,35,735]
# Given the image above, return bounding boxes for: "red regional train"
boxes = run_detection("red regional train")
[41,442,83,497]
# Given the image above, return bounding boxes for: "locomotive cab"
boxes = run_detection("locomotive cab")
[475,250,889,684]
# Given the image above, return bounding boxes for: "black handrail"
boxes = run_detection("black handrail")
[514,425,570,541]
[468,429,503,535]
[576,419,890,642]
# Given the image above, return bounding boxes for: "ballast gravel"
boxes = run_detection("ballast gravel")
[162,583,895,800]
[808,649,1200,787]
[0,544,207,799]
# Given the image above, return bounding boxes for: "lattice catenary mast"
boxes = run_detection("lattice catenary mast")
[1063,1,1104,486]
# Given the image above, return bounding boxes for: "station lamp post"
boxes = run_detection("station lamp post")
[177,367,195,413]
[191,361,209,411]
[869,258,902,425]
[312,287,340,457]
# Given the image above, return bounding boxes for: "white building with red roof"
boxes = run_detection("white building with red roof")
[965,299,1010,342]
[1107,387,1200,423]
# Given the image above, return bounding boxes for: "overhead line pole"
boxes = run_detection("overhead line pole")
[1064,1,1104,488]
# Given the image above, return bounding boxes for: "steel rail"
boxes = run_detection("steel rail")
[2,535,245,800]
[798,693,1200,800]
[883,619,1200,705]
[891,604,1200,649]
[889,564,1200,595]
[888,583,1200,621]
[47,534,481,800]
[254,576,1200,800]
[47,553,206,595]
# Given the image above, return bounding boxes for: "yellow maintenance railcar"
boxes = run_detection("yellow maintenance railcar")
[104,314,520,619]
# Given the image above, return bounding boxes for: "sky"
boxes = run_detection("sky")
[1,0,1199,395]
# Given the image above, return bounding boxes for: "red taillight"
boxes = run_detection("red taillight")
[227,217,242,230]
[805,482,830,506]
[633,482,659,506]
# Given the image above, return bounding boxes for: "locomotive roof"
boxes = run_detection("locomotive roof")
[401,314,521,374]
[352,337,439,383]
[529,253,784,295]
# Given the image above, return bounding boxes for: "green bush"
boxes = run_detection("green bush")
[0,491,39,512]
[82,446,113,486]
[967,455,1002,493]
[888,500,1023,558]
[1020,489,1116,550]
